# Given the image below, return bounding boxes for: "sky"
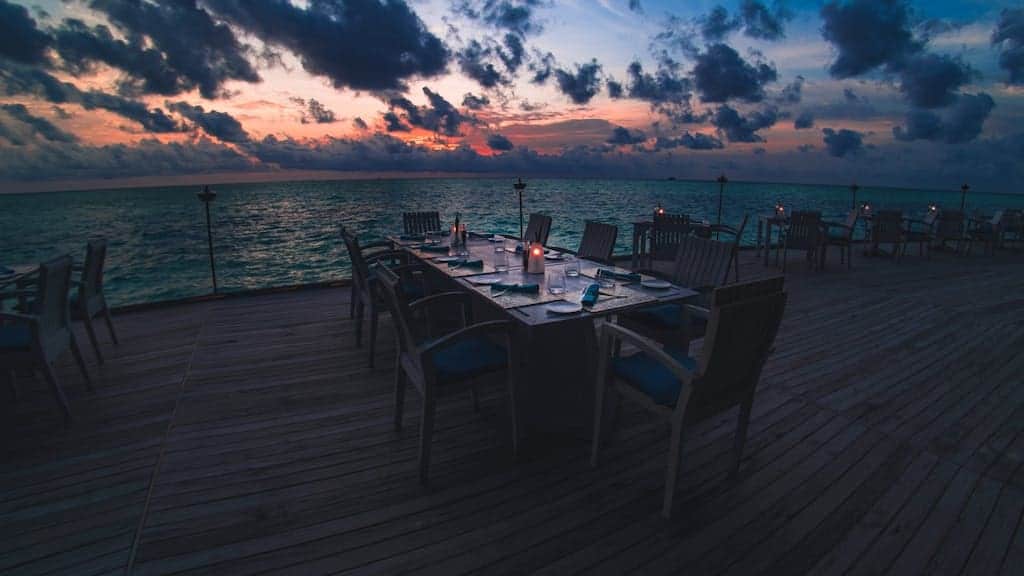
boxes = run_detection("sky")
[0,0,1022,193]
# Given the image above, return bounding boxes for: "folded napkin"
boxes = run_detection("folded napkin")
[400,234,425,241]
[597,269,642,282]
[491,282,539,294]
[581,283,600,306]
[416,244,451,253]
[448,259,483,268]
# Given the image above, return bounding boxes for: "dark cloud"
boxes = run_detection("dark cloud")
[387,87,472,137]
[898,53,973,109]
[794,110,814,129]
[457,40,506,88]
[203,0,448,92]
[554,60,602,104]
[454,1,545,37]
[821,127,865,157]
[893,93,995,144]
[0,103,77,144]
[607,126,646,145]
[753,146,766,155]
[739,0,792,41]
[992,9,1024,84]
[168,101,249,142]
[820,0,922,78]
[692,44,777,103]
[76,91,181,133]
[656,131,724,150]
[0,0,52,65]
[629,1,642,13]
[352,117,368,130]
[304,99,337,124]
[701,7,741,42]
[80,0,260,99]
[843,88,862,102]
[623,58,698,123]
[498,33,526,72]
[383,111,409,132]
[712,105,778,142]
[529,50,555,84]
[797,143,815,153]
[462,93,491,110]
[487,133,514,151]
[778,75,804,104]
[52,106,72,120]
[607,80,624,99]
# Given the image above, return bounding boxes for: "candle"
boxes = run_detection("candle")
[527,242,545,274]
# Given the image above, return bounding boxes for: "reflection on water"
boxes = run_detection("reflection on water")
[1,178,1020,306]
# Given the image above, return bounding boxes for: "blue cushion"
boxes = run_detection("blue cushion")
[0,323,32,351]
[428,337,507,382]
[612,348,697,406]
[631,303,708,335]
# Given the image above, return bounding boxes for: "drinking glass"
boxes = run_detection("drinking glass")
[565,256,580,277]
[547,268,566,295]
[495,248,508,273]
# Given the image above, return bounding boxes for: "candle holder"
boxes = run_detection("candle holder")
[774,201,785,218]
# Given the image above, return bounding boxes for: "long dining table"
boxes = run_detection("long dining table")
[388,232,699,444]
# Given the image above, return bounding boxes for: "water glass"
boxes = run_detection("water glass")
[565,256,580,277]
[597,274,616,290]
[495,248,508,273]
[547,268,566,295]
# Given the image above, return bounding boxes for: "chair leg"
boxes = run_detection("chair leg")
[349,285,357,319]
[591,339,611,468]
[662,418,686,519]
[393,357,406,432]
[40,362,71,424]
[69,332,94,392]
[368,304,379,368]
[82,315,104,365]
[731,400,753,478]
[418,392,436,485]
[102,308,118,345]
[354,300,365,347]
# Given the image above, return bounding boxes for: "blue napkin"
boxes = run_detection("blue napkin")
[597,269,642,282]
[449,259,483,268]
[581,283,600,306]
[416,244,450,253]
[400,234,425,241]
[491,283,539,293]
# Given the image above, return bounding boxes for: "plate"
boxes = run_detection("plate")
[546,301,583,314]
[641,278,672,289]
[467,275,504,285]
[544,253,564,260]
[488,235,505,242]
[435,256,460,262]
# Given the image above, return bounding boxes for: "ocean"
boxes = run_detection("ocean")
[2,177,1020,307]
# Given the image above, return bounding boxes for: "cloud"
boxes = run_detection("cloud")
[820,0,921,78]
[898,53,973,109]
[753,146,766,155]
[0,0,52,65]
[692,44,777,103]
[992,9,1024,84]
[386,87,472,137]
[0,103,77,144]
[607,126,646,145]
[700,7,741,42]
[352,117,368,130]
[655,131,724,150]
[843,88,862,102]
[529,50,555,84]
[487,133,514,151]
[462,93,491,110]
[168,101,249,142]
[778,75,804,104]
[607,80,624,98]
[739,0,792,41]
[457,40,506,88]
[712,105,778,142]
[454,1,545,37]
[554,60,602,104]
[203,0,448,92]
[629,1,642,13]
[303,99,337,124]
[821,127,865,157]
[794,110,814,129]
[624,58,697,123]
[893,92,995,144]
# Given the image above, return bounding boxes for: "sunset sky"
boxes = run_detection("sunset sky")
[1,0,1022,192]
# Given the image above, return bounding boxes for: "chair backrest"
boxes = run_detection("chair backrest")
[670,235,734,290]
[340,226,371,294]
[872,210,903,243]
[525,213,552,245]
[578,221,618,263]
[654,212,689,225]
[785,211,822,249]
[990,210,1005,228]
[1003,210,1023,234]
[687,276,787,421]
[935,210,964,239]
[403,211,441,235]
[79,239,107,313]
[374,264,423,374]
[35,255,74,356]
[842,209,859,238]
[649,217,692,262]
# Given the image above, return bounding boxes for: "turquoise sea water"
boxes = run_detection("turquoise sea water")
[2,178,1021,307]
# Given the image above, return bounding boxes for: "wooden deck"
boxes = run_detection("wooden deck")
[3,248,1024,575]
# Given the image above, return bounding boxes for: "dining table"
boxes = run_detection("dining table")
[388,232,699,444]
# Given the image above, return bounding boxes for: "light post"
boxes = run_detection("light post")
[960,183,970,213]
[850,182,860,210]
[716,173,728,239]
[514,177,527,242]
[197,185,218,293]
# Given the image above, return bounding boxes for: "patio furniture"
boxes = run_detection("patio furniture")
[524,213,553,245]
[867,210,905,259]
[591,276,787,518]
[376,264,520,484]
[966,211,1006,255]
[777,211,823,272]
[0,256,93,422]
[901,209,939,257]
[931,210,967,253]
[822,210,859,269]
[1000,210,1024,249]
[341,226,422,368]
[403,211,442,235]
[756,214,788,266]
[577,221,618,264]
[74,240,118,364]
[644,214,692,269]
[710,214,748,281]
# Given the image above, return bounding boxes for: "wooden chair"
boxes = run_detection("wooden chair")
[577,221,618,264]
[377,265,519,484]
[777,211,823,272]
[74,240,118,364]
[0,256,93,422]
[592,277,787,518]
[999,210,1023,250]
[901,209,939,257]
[966,211,1006,255]
[822,210,859,269]
[710,214,749,281]
[403,211,442,235]
[931,210,967,253]
[341,226,421,368]
[869,210,905,259]
[524,213,553,245]
[645,215,691,268]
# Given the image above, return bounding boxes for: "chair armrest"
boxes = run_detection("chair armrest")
[365,250,410,265]
[0,311,36,324]
[683,304,710,320]
[600,322,695,384]
[419,320,513,356]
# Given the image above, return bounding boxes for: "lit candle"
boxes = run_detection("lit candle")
[527,242,546,274]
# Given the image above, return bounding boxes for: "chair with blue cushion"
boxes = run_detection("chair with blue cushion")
[376,265,519,484]
[591,276,786,518]
[0,256,93,422]
[577,221,618,264]
[73,240,118,364]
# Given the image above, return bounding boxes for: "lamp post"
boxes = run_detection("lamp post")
[716,173,728,239]
[514,177,527,242]
[850,182,860,210]
[960,183,969,213]
[197,185,218,293]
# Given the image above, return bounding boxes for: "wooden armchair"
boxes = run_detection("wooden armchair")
[74,240,118,364]
[869,210,905,259]
[524,213,553,245]
[376,265,520,484]
[822,209,859,269]
[901,209,939,257]
[931,210,967,253]
[403,211,442,235]
[778,211,823,272]
[577,221,618,264]
[592,277,787,518]
[1,256,92,422]
[710,213,748,281]
[966,210,1006,255]
[999,210,1023,250]
[645,215,692,269]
